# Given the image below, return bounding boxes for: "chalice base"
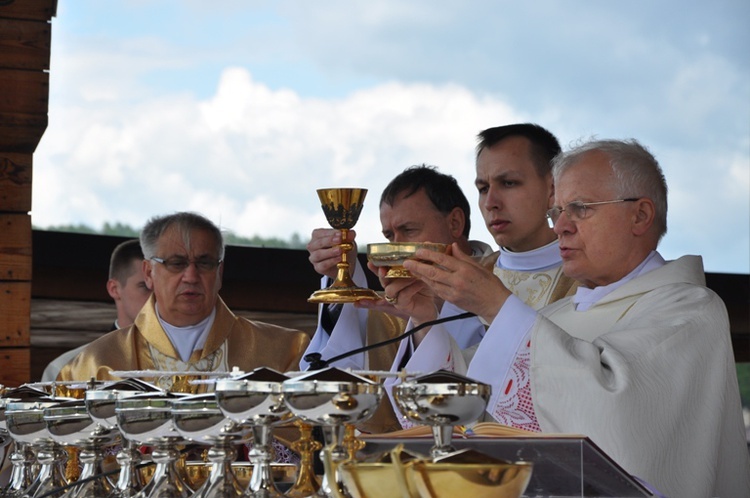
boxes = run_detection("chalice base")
[384,266,412,278]
[308,286,380,304]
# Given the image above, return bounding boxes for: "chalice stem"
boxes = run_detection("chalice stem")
[286,422,321,498]
[331,229,356,289]
[247,425,283,497]
[431,424,456,459]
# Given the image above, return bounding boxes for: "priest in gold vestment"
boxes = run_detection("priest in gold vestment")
[58,212,309,389]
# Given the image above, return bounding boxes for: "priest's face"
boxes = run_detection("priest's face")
[144,226,223,327]
[475,136,557,252]
[551,151,645,288]
[379,187,465,244]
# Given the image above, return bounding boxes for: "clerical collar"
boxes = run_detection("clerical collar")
[573,251,666,311]
[496,240,561,271]
[155,305,217,362]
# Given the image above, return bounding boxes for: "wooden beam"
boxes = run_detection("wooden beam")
[0,152,32,212]
[0,0,57,22]
[0,17,51,70]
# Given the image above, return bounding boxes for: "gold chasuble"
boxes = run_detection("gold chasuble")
[57,296,310,391]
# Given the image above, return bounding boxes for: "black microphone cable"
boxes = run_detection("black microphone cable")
[303,311,476,370]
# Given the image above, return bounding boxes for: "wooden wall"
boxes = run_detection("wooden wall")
[0,0,56,387]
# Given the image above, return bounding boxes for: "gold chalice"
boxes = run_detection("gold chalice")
[367,242,448,278]
[308,188,380,303]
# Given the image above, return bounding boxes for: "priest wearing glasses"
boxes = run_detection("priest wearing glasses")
[58,211,309,390]
[396,139,750,497]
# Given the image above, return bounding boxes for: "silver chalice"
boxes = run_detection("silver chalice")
[282,368,383,498]
[393,371,491,459]
[116,392,191,498]
[5,397,74,498]
[172,392,250,498]
[1,385,51,498]
[86,379,162,498]
[44,398,119,498]
[215,367,293,498]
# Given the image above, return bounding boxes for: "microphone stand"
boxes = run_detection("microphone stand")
[303,311,476,370]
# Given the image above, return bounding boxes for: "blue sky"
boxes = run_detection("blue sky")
[33,0,749,273]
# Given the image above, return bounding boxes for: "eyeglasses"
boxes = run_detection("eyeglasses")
[150,256,222,273]
[546,198,639,228]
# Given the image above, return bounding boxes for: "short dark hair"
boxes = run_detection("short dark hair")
[476,123,561,177]
[140,212,225,261]
[380,164,471,238]
[109,239,144,282]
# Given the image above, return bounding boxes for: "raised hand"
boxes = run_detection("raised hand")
[402,243,512,324]
[307,228,358,280]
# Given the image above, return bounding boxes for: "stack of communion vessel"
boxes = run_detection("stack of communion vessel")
[0,368,533,498]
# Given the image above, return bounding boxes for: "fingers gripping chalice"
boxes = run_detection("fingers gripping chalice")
[308,188,380,304]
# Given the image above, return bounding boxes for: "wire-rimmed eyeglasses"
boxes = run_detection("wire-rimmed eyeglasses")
[151,256,222,273]
[546,198,639,228]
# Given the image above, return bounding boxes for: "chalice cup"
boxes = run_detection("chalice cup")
[172,393,250,498]
[282,368,383,498]
[1,388,50,498]
[214,367,292,498]
[1,386,55,497]
[44,399,119,498]
[5,398,73,498]
[393,371,491,459]
[308,188,381,304]
[116,392,192,498]
[85,379,160,498]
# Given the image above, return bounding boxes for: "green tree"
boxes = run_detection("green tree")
[33,223,308,249]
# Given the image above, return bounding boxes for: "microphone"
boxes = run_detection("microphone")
[303,311,476,370]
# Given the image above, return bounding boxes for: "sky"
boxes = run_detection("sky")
[33,0,749,274]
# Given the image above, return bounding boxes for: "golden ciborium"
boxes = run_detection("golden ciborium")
[308,188,380,304]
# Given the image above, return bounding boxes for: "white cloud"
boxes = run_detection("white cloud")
[34,67,523,249]
[32,1,750,273]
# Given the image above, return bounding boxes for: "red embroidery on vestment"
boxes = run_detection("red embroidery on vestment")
[491,339,540,432]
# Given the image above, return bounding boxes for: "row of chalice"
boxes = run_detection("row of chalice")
[0,367,383,498]
[1,366,531,498]
[0,379,161,498]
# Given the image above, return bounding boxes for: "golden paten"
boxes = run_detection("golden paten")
[367,242,448,278]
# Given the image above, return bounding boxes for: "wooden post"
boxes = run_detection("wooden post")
[0,0,56,387]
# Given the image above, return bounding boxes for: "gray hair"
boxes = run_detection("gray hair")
[140,212,225,260]
[552,139,668,241]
